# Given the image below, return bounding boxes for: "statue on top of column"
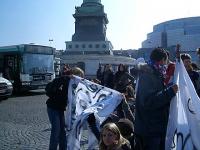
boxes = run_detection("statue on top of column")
[83,0,101,3]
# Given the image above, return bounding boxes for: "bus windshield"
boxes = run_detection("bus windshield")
[23,53,54,74]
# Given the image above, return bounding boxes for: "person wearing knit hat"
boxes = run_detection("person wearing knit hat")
[116,118,135,149]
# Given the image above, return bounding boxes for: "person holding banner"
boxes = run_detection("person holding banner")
[46,67,84,150]
[46,75,70,150]
[134,48,178,150]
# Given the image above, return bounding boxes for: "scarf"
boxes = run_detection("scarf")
[148,60,167,79]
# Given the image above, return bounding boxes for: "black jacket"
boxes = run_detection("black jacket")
[102,70,114,88]
[46,76,70,111]
[114,71,135,93]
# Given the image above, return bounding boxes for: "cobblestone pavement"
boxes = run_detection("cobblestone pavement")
[0,92,92,150]
[0,93,51,150]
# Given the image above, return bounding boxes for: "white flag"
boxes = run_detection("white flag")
[166,60,200,150]
[66,76,123,150]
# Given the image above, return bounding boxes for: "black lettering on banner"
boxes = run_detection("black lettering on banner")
[172,129,196,150]
[83,80,99,92]
[75,120,82,139]
[187,98,195,114]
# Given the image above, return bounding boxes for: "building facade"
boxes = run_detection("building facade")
[142,17,200,51]
[142,17,200,63]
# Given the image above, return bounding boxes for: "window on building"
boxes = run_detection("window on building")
[102,44,106,48]
[95,44,100,48]
[82,44,86,48]
[75,44,79,48]
[185,26,200,35]
[89,44,93,48]
[68,45,72,49]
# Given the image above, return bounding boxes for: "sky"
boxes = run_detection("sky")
[0,0,199,50]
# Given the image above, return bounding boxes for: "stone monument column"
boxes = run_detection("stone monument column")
[72,0,108,41]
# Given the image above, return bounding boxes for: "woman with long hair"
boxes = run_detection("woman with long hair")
[99,123,131,150]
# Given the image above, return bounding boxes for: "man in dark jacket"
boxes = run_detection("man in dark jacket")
[46,76,70,150]
[46,67,84,150]
[134,48,178,150]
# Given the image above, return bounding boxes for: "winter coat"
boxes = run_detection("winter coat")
[114,71,135,93]
[102,70,114,89]
[134,64,176,137]
[188,70,199,90]
[46,76,70,111]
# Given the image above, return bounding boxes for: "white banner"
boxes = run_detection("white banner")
[166,60,200,150]
[66,76,123,150]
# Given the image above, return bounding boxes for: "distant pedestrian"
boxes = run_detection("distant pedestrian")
[96,64,103,82]
[181,53,199,95]
[62,64,71,76]
[114,64,135,93]
[102,64,114,89]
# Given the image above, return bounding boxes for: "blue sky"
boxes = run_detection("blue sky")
[0,0,199,50]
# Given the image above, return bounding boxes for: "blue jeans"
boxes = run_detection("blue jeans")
[47,107,66,150]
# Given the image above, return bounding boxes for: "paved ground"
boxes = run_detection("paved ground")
[0,91,92,150]
[0,91,50,150]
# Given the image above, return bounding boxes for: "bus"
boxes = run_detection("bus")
[0,44,55,93]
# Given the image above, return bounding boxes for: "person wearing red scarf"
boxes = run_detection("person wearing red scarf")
[134,48,178,150]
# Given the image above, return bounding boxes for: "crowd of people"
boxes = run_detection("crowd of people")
[45,47,200,150]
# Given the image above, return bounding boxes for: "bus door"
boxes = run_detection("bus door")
[3,55,20,83]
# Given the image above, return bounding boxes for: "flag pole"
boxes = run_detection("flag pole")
[176,44,181,62]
